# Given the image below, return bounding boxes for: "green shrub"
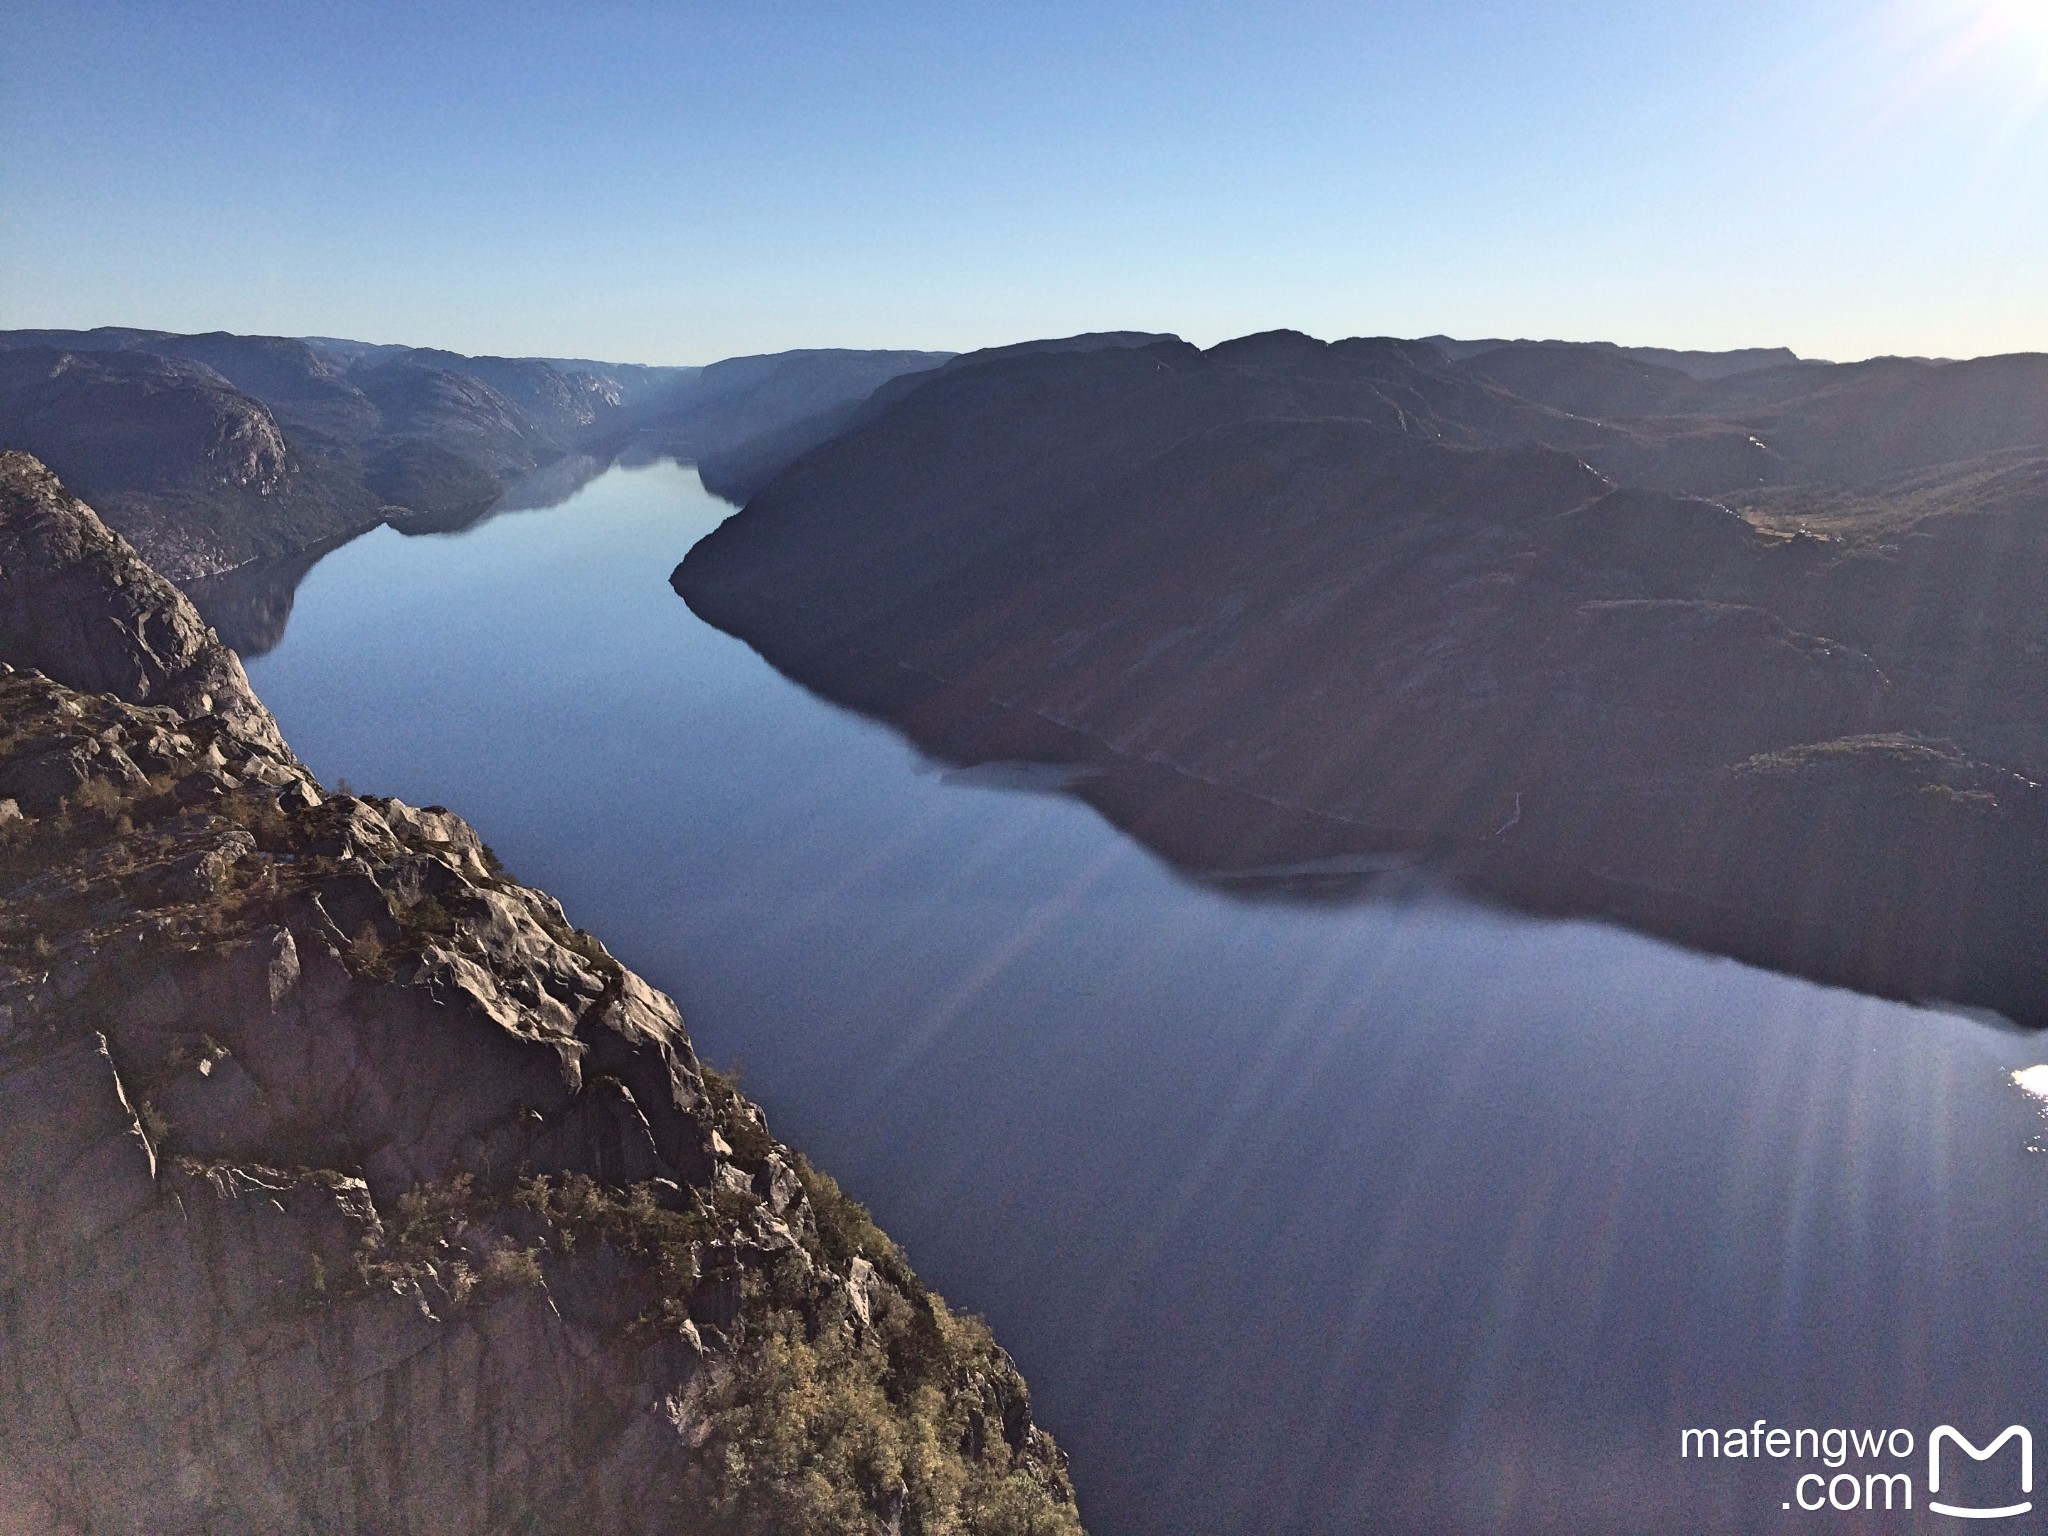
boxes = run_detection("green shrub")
[700,1298,1082,1536]
[68,777,125,816]
[345,922,390,978]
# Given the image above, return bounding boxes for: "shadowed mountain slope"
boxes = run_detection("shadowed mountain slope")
[677,330,2048,1025]
[1421,334,1806,379]
[0,347,379,580]
[691,335,1175,504]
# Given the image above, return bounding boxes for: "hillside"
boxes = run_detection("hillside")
[677,330,2048,1024]
[0,329,947,581]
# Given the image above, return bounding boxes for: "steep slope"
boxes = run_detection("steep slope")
[648,348,953,500]
[677,333,2048,1025]
[693,334,1171,504]
[0,328,961,572]
[0,348,379,580]
[0,453,1081,1536]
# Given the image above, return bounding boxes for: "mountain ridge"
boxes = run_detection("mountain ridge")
[676,327,2048,1026]
[0,329,949,582]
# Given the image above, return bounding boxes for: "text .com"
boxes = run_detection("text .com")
[1682,1422,2035,1517]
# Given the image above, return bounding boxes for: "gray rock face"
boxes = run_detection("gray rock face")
[0,459,1081,1534]
[0,347,375,581]
[0,451,283,753]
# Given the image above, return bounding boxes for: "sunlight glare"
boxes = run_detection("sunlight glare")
[1871,0,2048,139]
[2010,1064,2048,1100]
[1923,0,2048,74]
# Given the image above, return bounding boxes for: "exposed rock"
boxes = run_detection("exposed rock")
[0,451,283,753]
[0,459,1081,1533]
[0,346,380,581]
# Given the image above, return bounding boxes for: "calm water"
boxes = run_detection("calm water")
[245,460,2048,1535]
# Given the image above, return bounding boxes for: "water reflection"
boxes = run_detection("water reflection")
[186,452,624,657]
[183,534,359,657]
[240,460,2048,1536]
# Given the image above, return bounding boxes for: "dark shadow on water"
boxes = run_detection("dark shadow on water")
[183,533,365,658]
[729,633,2046,1032]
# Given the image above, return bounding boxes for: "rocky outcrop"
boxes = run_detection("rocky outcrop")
[0,453,283,754]
[0,348,373,581]
[676,331,2048,1025]
[0,456,1081,1535]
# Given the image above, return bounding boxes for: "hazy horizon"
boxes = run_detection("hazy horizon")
[0,317,2013,375]
[5,0,2046,366]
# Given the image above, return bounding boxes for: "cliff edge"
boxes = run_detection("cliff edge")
[0,451,1081,1535]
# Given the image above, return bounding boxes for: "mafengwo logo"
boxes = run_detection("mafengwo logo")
[1682,1421,2034,1517]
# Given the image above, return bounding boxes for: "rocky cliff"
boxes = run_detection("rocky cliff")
[0,452,1081,1535]
[676,331,2048,1026]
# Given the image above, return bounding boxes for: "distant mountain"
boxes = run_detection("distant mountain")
[0,328,948,580]
[677,327,2048,1026]
[531,356,704,411]
[648,347,954,501]
[1453,342,1710,419]
[1420,334,1806,380]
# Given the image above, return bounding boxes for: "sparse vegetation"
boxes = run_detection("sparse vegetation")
[217,786,292,848]
[510,1167,1080,1533]
[790,1153,918,1293]
[344,921,393,978]
[700,1065,778,1167]
[483,1242,545,1289]
[698,1286,1080,1536]
[68,776,125,816]
[347,1174,542,1307]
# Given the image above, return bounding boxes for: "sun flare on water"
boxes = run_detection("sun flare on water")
[2010,1065,2048,1100]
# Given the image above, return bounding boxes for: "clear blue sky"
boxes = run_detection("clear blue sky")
[3,0,2045,364]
